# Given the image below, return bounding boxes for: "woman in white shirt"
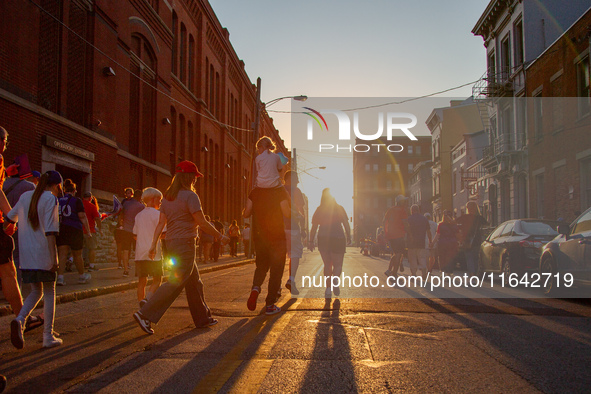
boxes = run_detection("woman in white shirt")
[6,171,63,349]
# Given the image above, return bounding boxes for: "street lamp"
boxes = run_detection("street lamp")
[265,95,308,108]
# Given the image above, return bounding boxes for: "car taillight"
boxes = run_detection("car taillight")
[519,240,543,248]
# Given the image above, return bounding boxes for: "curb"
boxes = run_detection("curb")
[0,258,255,318]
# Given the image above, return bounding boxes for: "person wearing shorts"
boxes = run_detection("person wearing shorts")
[119,189,144,277]
[0,126,23,320]
[133,188,164,308]
[56,179,92,286]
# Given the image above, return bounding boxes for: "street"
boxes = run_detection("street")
[1,248,591,393]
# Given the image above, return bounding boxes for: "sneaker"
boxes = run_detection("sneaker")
[197,318,219,328]
[123,271,129,277]
[247,287,260,311]
[56,275,65,286]
[78,273,91,284]
[87,264,98,272]
[399,264,405,273]
[139,299,148,309]
[265,305,281,315]
[42,335,63,348]
[133,312,154,335]
[285,279,292,291]
[118,263,123,269]
[384,270,392,277]
[10,318,24,349]
[290,283,300,296]
[333,287,340,297]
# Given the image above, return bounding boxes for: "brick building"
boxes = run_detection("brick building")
[451,130,487,217]
[526,7,591,222]
[353,136,431,242]
[0,0,288,224]
[471,0,590,225]
[426,98,483,222]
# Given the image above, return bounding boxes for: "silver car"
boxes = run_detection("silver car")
[539,207,591,295]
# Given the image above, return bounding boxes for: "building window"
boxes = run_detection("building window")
[386,163,392,172]
[534,93,543,142]
[373,180,378,190]
[129,34,157,161]
[408,146,413,154]
[452,170,457,194]
[386,180,392,191]
[188,35,195,92]
[536,174,545,219]
[408,163,413,173]
[395,164,400,172]
[180,23,187,83]
[487,51,496,86]
[577,57,590,117]
[501,34,511,81]
[365,164,370,172]
[172,12,178,76]
[514,19,524,67]
[416,146,421,155]
[373,164,378,172]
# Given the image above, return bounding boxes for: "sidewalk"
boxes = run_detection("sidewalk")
[0,254,254,317]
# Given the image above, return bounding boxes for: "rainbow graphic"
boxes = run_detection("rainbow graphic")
[303,107,329,131]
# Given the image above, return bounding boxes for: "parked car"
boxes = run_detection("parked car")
[539,207,591,295]
[479,219,559,275]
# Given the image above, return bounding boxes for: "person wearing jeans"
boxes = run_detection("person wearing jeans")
[133,161,227,335]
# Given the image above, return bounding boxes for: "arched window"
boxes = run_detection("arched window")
[188,35,195,92]
[179,113,186,160]
[170,106,177,172]
[188,120,194,162]
[180,23,187,83]
[172,12,178,76]
[129,34,157,161]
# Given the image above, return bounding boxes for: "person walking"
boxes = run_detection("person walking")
[283,171,305,295]
[456,201,488,275]
[211,217,224,261]
[243,181,290,315]
[242,223,252,258]
[406,205,432,280]
[228,220,240,257]
[56,179,92,286]
[3,169,35,287]
[309,188,351,298]
[383,195,408,277]
[133,161,227,334]
[430,210,459,274]
[7,171,63,349]
[132,188,164,308]
[0,127,24,327]
[82,192,101,271]
[424,213,438,272]
[119,189,144,277]
[198,215,214,263]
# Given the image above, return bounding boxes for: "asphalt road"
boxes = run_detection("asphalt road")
[1,248,590,393]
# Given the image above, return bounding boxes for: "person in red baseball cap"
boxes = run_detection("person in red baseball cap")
[133,160,228,334]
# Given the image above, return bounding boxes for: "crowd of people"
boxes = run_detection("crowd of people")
[382,196,488,280]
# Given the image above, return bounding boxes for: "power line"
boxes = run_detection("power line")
[267,79,481,114]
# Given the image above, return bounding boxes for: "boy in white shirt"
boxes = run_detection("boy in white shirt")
[133,188,164,308]
[254,136,285,189]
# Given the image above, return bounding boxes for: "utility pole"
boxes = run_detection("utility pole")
[292,147,297,173]
[247,77,262,259]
